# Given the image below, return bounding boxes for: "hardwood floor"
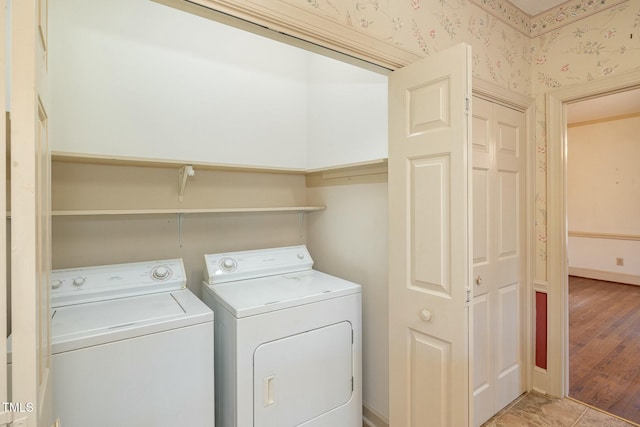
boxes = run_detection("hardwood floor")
[569,275,640,424]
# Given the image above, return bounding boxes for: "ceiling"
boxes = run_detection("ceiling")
[508,0,569,16]
[567,88,640,124]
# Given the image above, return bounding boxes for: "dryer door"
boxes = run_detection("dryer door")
[253,321,353,426]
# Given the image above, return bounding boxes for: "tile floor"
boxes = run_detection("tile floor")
[482,392,639,427]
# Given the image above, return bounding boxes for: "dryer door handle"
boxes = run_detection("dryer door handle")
[263,375,276,407]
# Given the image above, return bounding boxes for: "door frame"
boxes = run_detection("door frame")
[546,69,640,398]
[0,0,7,421]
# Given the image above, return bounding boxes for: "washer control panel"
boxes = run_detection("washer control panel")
[51,259,186,307]
[203,245,313,285]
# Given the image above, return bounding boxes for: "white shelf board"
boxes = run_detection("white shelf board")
[50,206,326,216]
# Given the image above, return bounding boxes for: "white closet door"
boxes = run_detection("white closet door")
[472,96,526,427]
[10,0,54,425]
[472,97,495,426]
[388,43,472,427]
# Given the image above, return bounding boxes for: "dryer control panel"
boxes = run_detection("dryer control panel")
[51,259,187,307]
[203,245,313,285]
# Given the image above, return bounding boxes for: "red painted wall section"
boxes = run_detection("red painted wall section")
[535,291,548,369]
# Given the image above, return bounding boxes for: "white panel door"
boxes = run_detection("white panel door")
[10,0,54,425]
[472,96,526,427]
[388,43,472,427]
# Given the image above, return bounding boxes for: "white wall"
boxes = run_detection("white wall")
[50,0,309,169]
[567,116,640,278]
[306,182,389,421]
[306,55,388,170]
[50,0,389,171]
[568,236,640,277]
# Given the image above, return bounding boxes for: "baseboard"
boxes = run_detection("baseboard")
[533,366,548,395]
[568,267,640,286]
[363,404,389,427]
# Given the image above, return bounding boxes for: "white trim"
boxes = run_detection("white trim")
[533,280,549,293]
[473,78,533,112]
[532,367,549,395]
[525,86,537,397]
[568,231,640,241]
[362,404,389,427]
[568,267,640,287]
[153,0,420,70]
[546,69,640,399]
[0,0,7,409]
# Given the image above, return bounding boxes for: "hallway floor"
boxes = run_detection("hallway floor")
[482,392,639,426]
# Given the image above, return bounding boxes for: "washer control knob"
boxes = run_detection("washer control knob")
[152,266,171,281]
[51,279,63,289]
[220,258,237,272]
[73,277,85,287]
[297,253,304,260]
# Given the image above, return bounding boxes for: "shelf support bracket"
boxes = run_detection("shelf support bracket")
[178,165,195,202]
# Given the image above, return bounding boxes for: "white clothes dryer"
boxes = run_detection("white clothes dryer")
[202,245,362,427]
[48,259,214,427]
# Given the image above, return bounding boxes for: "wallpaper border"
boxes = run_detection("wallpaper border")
[469,0,630,38]
[530,0,629,36]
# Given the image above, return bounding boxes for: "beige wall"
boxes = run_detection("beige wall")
[567,116,640,236]
[51,161,309,297]
[306,180,389,419]
[567,115,640,278]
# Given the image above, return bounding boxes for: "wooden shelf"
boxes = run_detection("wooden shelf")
[50,206,326,217]
[52,151,307,174]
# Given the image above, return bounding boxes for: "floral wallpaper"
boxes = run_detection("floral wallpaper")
[293,0,640,281]
[531,0,640,280]
[296,0,532,93]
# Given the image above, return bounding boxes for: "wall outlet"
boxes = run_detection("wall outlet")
[616,257,624,266]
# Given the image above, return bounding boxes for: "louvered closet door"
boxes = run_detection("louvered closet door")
[472,96,525,427]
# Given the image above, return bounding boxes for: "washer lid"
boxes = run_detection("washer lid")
[205,270,361,318]
[51,289,213,354]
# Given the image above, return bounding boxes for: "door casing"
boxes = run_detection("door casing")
[546,69,640,398]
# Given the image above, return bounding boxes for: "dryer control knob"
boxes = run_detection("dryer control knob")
[51,279,63,289]
[220,258,237,272]
[297,253,304,260]
[152,266,171,281]
[73,277,85,287]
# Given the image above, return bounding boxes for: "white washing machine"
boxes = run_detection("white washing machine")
[49,259,214,427]
[201,245,362,427]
